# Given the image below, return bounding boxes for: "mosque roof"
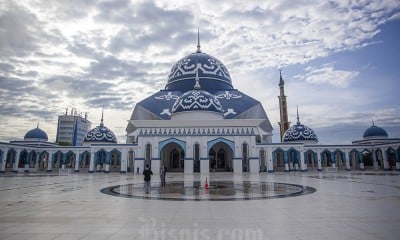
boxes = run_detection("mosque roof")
[24,126,48,141]
[127,35,274,134]
[363,123,388,139]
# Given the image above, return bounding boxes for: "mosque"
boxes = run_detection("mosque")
[0,39,399,174]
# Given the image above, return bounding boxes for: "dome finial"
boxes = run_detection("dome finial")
[296,106,300,125]
[194,63,201,90]
[37,121,39,128]
[100,108,104,127]
[372,119,375,126]
[196,27,201,53]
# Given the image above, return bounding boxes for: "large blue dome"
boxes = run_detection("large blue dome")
[24,127,48,141]
[363,124,388,139]
[166,52,233,92]
[84,122,117,143]
[171,90,223,115]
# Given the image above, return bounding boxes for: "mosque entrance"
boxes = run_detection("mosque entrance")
[160,143,184,172]
[209,142,233,172]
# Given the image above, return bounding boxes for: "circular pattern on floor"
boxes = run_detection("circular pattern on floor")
[100,181,316,201]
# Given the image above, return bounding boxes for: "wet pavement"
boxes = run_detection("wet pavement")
[0,171,399,240]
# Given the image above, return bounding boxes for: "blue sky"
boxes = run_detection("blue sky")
[0,0,399,144]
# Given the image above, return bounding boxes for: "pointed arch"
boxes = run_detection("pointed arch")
[334,149,346,169]
[208,139,234,172]
[66,151,76,168]
[110,149,121,171]
[305,149,317,169]
[272,148,285,171]
[320,149,333,167]
[6,148,17,170]
[79,151,90,168]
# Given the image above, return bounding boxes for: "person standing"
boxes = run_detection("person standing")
[160,165,166,187]
[143,165,153,194]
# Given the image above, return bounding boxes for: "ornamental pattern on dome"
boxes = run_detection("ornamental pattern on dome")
[168,53,231,84]
[85,125,117,143]
[283,124,318,142]
[171,90,223,114]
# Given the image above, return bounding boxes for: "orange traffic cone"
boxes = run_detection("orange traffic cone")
[204,177,209,190]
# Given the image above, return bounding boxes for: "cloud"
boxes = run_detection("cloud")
[295,63,359,87]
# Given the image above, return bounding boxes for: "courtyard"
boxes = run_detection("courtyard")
[0,171,399,240]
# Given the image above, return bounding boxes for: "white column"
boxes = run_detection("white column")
[344,151,350,170]
[381,149,389,170]
[120,148,128,173]
[317,150,322,171]
[0,148,7,173]
[34,152,40,172]
[184,159,193,174]
[13,148,21,173]
[89,150,95,173]
[47,151,53,172]
[200,159,210,173]
[300,150,306,171]
[247,157,256,173]
[372,150,378,170]
[74,151,80,172]
[267,149,273,172]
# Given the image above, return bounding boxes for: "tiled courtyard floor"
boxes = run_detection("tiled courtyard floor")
[0,171,399,240]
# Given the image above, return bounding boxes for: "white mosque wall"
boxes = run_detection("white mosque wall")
[1,139,399,174]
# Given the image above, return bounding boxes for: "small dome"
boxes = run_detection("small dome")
[171,90,224,115]
[363,124,388,139]
[24,127,48,141]
[84,112,117,143]
[84,124,117,143]
[283,124,318,143]
[283,111,318,143]
[166,52,233,92]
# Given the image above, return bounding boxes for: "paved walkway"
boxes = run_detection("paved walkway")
[0,171,399,240]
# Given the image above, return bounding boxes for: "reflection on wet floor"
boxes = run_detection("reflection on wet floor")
[101,181,316,201]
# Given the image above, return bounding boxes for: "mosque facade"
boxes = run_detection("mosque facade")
[0,42,399,174]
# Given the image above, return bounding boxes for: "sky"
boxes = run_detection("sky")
[0,0,399,145]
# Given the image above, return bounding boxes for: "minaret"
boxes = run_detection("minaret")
[278,70,290,142]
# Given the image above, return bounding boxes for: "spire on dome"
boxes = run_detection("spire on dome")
[296,106,300,125]
[100,108,104,127]
[194,63,201,90]
[196,28,201,53]
[372,119,375,126]
[37,121,39,128]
